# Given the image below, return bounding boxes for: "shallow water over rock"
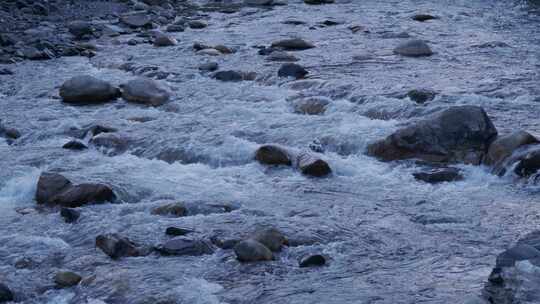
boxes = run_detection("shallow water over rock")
[1,0,540,303]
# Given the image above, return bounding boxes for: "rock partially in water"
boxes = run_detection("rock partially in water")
[367,106,498,164]
[59,76,120,105]
[213,70,244,82]
[156,238,214,256]
[54,271,82,288]
[412,14,438,22]
[153,32,177,47]
[296,151,332,177]
[244,0,275,5]
[413,167,463,184]
[60,207,80,223]
[188,20,207,29]
[120,12,152,28]
[50,183,116,208]
[90,132,129,155]
[304,0,335,4]
[121,78,170,106]
[252,227,287,252]
[482,231,540,304]
[199,61,219,72]
[266,51,299,62]
[486,131,538,167]
[299,254,326,267]
[62,140,88,151]
[291,97,330,115]
[36,172,72,205]
[271,38,315,51]
[0,284,13,303]
[165,227,194,236]
[406,89,437,104]
[394,39,433,57]
[255,144,292,166]
[151,202,187,217]
[514,149,540,178]
[234,239,273,262]
[278,63,308,79]
[96,233,146,259]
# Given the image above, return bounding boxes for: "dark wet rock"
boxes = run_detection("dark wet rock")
[407,89,437,104]
[197,48,222,56]
[213,70,243,82]
[296,151,332,177]
[234,239,273,262]
[81,125,117,139]
[381,31,411,39]
[278,63,308,79]
[367,106,498,165]
[50,183,116,208]
[120,12,152,28]
[54,271,82,288]
[299,254,326,267]
[90,132,129,155]
[214,45,233,54]
[59,76,120,104]
[36,172,72,205]
[292,97,330,115]
[165,227,194,236]
[153,32,177,47]
[62,140,88,150]
[156,238,213,256]
[482,231,540,304]
[394,39,433,57]
[199,61,218,72]
[252,227,287,252]
[151,202,187,217]
[514,149,540,178]
[255,144,292,166]
[413,167,463,184]
[121,78,170,106]
[255,144,331,176]
[412,14,438,22]
[0,284,13,303]
[0,121,21,140]
[271,38,315,51]
[188,20,207,29]
[349,24,368,33]
[304,0,335,4]
[68,21,94,38]
[60,208,80,223]
[486,131,539,168]
[266,51,299,62]
[0,68,13,75]
[96,233,146,259]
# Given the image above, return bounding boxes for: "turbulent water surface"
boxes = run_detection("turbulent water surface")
[1,0,540,303]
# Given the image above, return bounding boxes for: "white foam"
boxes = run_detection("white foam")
[0,168,41,216]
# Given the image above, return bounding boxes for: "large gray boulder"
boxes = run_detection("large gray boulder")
[121,78,170,106]
[234,239,273,262]
[60,76,119,104]
[367,106,498,165]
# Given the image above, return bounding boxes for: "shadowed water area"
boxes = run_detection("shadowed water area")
[1,0,540,303]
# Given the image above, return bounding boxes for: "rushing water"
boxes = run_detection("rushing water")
[1,0,540,303]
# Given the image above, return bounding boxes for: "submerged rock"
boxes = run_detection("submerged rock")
[60,207,80,223]
[234,239,273,262]
[120,12,152,28]
[0,284,13,303]
[156,238,213,256]
[367,106,498,164]
[412,14,438,22]
[165,227,194,236]
[90,132,129,155]
[406,89,437,104]
[151,202,187,217]
[54,271,82,287]
[394,39,433,57]
[413,167,463,184]
[292,97,330,115]
[299,254,326,267]
[212,70,244,82]
[62,140,88,151]
[121,78,170,106]
[59,76,119,104]
[96,233,146,259]
[278,63,308,79]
